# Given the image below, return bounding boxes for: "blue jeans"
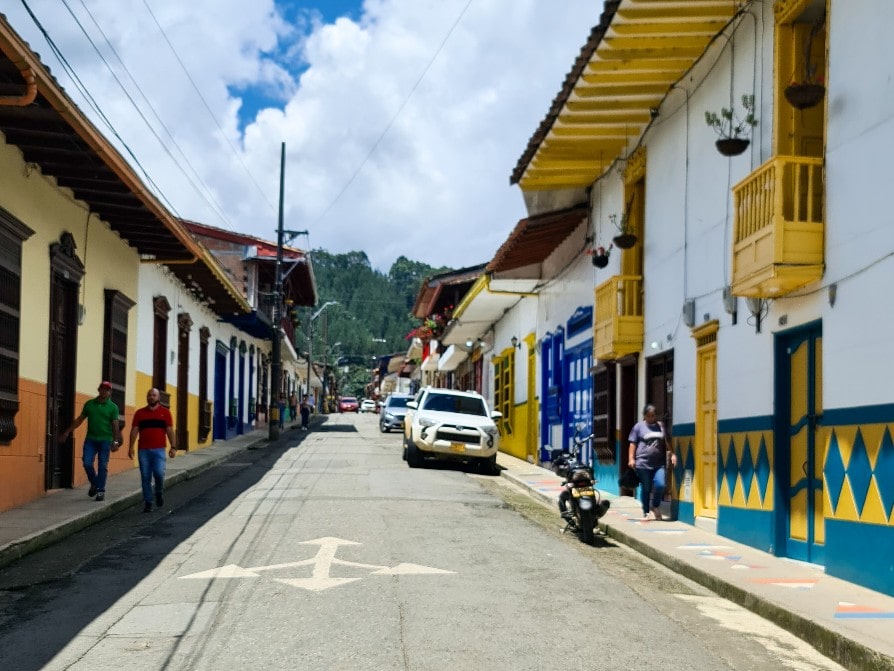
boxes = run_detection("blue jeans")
[635,466,666,515]
[82,439,112,491]
[138,448,166,503]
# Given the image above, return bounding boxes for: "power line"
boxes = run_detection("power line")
[308,0,474,227]
[18,0,179,215]
[139,0,277,215]
[61,0,237,229]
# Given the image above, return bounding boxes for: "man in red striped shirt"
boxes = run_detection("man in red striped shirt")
[128,388,177,513]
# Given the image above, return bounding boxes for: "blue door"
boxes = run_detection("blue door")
[213,343,227,440]
[563,341,593,464]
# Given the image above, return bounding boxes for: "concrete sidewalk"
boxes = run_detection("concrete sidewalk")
[0,426,278,570]
[495,452,894,671]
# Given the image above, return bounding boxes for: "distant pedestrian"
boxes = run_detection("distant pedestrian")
[58,380,122,502]
[628,404,676,520]
[278,394,286,430]
[288,392,298,424]
[128,388,177,513]
[300,394,313,430]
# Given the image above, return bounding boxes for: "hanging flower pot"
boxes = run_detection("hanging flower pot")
[715,138,750,157]
[590,246,610,268]
[612,233,637,249]
[784,83,825,110]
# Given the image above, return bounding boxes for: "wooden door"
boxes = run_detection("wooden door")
[694,322,718,518]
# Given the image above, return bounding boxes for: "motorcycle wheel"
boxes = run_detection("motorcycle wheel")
[579,507,595,544]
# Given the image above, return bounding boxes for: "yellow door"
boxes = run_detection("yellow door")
[694,322,718,518]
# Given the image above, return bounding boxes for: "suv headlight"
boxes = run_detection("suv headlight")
[418,417,436,428]
[482,426,499,436]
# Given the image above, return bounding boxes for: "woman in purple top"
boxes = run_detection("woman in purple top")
[628,404,676,520]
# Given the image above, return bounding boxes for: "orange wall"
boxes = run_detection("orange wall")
[0,378,137,513]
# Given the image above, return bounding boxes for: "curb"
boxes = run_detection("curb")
[0,435,268,571]
[600,522,894,671]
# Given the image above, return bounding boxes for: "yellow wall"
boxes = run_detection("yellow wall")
[2,141,140,405]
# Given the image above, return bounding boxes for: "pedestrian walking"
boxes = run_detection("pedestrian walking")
[288,391,298,424]
[277,393,286,430]
[128,388,177,513]
[628,403,676,520]
[299,394,313,430]
[58,380,122,502]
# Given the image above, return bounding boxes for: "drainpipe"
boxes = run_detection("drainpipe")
[0,64,36,107]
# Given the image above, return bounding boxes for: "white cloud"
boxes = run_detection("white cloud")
[6,0,596,271]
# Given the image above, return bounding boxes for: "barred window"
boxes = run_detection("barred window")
[102,290,135,425]
[0,208,35,445]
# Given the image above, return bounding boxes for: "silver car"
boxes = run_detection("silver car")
[379,393,412,432]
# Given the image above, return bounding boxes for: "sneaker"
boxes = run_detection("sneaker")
[95,491,105,502]
[143,502,152,513]
[650,507,663,521]
[88,485,97,497]
[155,492,164,508]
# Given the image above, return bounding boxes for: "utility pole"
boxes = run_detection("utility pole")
[269,142,285,441]
[306,301,338,411]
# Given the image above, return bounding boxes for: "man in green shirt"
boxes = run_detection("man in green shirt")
[58,381,122,502]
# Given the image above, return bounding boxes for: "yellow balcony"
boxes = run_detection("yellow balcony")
[594,275,643,361]
[731,155,825,298]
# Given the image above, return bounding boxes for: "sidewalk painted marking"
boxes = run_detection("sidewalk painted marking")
[639,529,686,534]
[179,536,455,592]
[834,602,894,619]
[678,544,732,550]
[698,549,743,562]
[751,577,819,590]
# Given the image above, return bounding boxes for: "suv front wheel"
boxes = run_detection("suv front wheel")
[405,436,423,468]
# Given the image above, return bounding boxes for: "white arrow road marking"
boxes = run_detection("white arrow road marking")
[179,537,455,591]
[181,564,263,579]
[371,563,455,575]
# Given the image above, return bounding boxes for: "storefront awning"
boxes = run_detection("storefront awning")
[437,345,468,372]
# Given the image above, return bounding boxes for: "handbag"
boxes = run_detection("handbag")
[618,467,640,489]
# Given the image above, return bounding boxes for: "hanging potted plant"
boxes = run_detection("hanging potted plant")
[611,213,637,249]
[588,244,612,268]
[784,20,825,110]
[705,94,758,157]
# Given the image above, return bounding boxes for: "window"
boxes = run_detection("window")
[0,207,34,444]
[102,290,135,424]
[199,327,211,442]
[153,295,171,405]
[493,353,514,435]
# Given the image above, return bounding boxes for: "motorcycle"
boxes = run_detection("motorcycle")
[560,467,610,543]
[550,431,610,543]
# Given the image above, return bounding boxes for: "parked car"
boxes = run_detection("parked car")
[402,387,501,473]
[338,396,359,413]
[379,393,413,433]
[360,399,377,413]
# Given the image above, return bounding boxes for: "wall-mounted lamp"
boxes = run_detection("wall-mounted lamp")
[510,336,520,350]
[464,338,483,351]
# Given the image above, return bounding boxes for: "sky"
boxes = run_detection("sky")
[5,0,598,272]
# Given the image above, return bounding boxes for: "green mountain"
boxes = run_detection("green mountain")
[296,250,450,397]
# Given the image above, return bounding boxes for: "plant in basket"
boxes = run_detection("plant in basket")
[588,244,612,268]
[705,94,758,157]
[784,19,825,110]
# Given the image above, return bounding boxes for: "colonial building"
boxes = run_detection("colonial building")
[504,0,894,596]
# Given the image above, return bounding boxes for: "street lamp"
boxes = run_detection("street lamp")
[306,301,338,407]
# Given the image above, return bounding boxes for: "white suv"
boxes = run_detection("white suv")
[402,387,501,473]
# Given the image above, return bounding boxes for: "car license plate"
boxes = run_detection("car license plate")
[450,442,465,453]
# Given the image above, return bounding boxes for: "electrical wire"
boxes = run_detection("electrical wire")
[18,0,181,216]
[308,0,474,228]
[139,0,277,215]
[61,0,237,229]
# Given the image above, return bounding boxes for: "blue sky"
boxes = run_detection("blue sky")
[6,0,597,271]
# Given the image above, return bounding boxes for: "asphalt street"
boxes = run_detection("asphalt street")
[0,414,847,671]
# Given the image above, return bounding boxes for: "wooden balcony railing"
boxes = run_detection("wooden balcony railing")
[593,275,643,361]
[731,155,825,297]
